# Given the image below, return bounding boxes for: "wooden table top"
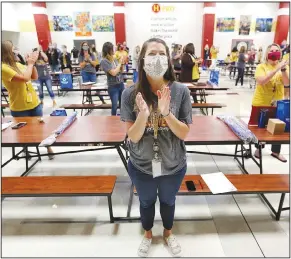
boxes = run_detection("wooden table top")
[2,116,127,146]
[249,126,290,144]
[180,174,289,194]
[185,116,240,145]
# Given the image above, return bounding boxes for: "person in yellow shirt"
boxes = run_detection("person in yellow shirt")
[229,46,239,78]
[1,40,54,158]
[249,43,289,162]
[282,44,289,65]
[114,43,128,64]
[210,45,219,67]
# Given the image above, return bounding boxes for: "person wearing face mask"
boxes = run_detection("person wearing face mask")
[115,43,128,64]
[46,42,60,72]
[1,40,54,159]
[121,38,192,258]
[12,46,26,65]
[100,42,124,115]
[79,41,106,104]
[257,47,263,64]
[249,43,289,163]
[59,45,72,73]
[33,46,57,107]
[132,45,141,83]
[280,40,287,56]
[180,43,202,103]
[90,44,101,71]
[71,46,79,64]
[123,41,129,53]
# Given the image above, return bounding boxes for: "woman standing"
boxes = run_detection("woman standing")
[203,44,210,67]
[235,46,246,87]
[90,44,101,71]
[121,38,192,257]
[181,43,201,103]
[100,42,125,115]
[34,46,57,107]
[257,47,263,64]
[229,46,239,78]
[171,44,182,71]
[132,45,141,83]
[79,41,105,104]
[59,45,72,73]
[1,41,54,158]
[46,43,60,72]
[249,43,289,162]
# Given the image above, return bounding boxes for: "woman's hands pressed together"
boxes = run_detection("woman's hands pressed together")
[157,86,171,116]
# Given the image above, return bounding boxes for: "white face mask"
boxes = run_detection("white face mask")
[143,54,168,78]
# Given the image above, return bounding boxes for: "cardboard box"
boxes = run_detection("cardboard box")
[267,119,286,135]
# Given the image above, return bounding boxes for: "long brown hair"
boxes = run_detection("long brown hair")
[1,41,22,74]
[135,38,176,107]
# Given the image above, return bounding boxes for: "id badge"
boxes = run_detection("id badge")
[152,159,162,178]
[27,92,32,103]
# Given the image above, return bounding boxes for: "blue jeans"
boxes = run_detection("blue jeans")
[36,77,55,100]
[50,65,60,73]
[11,104,43,117]
[128,159,187,231]
[108,83,124,115]
[81,71,104,102]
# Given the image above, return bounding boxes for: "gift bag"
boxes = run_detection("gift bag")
[209,69,219,85]
[276,100,290,123]
[50,108,67,116]
[59,73,73,89]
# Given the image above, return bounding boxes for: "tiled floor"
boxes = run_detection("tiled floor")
[1,72,289,257]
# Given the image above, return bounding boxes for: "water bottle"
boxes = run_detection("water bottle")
[258,109,268,128]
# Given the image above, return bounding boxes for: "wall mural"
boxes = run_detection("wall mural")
[216,17,235,32]
[255,18,273,32]
[92,15,114,32]
[239,15,251,35]
[73,12,92,36]
[53,16,73,31]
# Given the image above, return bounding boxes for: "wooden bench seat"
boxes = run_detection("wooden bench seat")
[192,103,226,115]
[134,174,289,220]
[2,175,117,222]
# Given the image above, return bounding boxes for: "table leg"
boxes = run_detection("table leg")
[107,196,114,223]
[259,144,263,174]
[116,145,128,172]
[276,193,286,221]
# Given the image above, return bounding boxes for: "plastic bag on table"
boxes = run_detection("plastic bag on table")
[217,115,258,144]
[39,134,57,147]
[53,112,77,136]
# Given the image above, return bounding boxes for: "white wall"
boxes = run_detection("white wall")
[214,2,279,59]
[46,3,115,52]
[2,3,19,32]
[2,3,39,54]
[125,2,203,57]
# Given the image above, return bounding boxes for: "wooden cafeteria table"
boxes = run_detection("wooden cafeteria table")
[59,84,109,104]
[246,126,290,174]
[2,116,127,176]
[183,82,229,103]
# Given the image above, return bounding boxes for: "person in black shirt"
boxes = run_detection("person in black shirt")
[59,45,72,72]
[46,43,60,72]
[71,46,79,63]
